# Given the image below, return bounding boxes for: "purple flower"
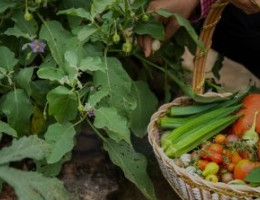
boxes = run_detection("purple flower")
[27,40,46,53]
[87,109,95,119]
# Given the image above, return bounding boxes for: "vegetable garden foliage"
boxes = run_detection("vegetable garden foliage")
[0,0,203,199]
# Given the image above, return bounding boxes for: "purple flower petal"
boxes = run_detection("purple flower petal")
[28,40,46,53]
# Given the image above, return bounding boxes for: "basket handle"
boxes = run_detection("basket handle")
[192,0,229,94]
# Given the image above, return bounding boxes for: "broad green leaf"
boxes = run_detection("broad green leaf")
[156,10,205,51]
[0,121,17,137]
[40,21,72,69]
[35,153,71,178]
[134,18,165,40]
[64,51,79,84]
[16,67,34,96]
[91,0,115,17]
[88,88,109,107]
[79,56,106,72]
[0,46,18,72]
[0,89,33,135]
[30,80,49,106]
[0,166,69,200]
[44,122,76,164]
[245,167,260,184]
[0,135,49,165]
[94,107,130,143]
[47,86,78,123]
[4,11,37,39]
[4,26,33,40]
[37,66,66,82]
[131,0,147,9]
[103,139,156,200]
[93,57,136,116]
[77,25,98,42]
[130,81,158,137]
[57,8,91,20]
[0,0,16,14]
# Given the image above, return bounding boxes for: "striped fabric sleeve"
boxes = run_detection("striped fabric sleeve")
[191,0,217,22]
[200,0,217,19]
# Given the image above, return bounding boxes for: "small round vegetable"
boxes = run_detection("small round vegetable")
[130,12,135,18]
[231,152,243,164]
[179,153,191,167]
[209,143,223,154]
[24,11,33,21]
[225,134,239,146]
[151,39,161,52]
[122,42,132,54]
[197,159,209,171]
[208,152,223,164]
[205,174,219,182]
[173,158,184,167]
[141,14,149,22]
[221,172,233,183]
[112,33,120,43]
[214,134,226,144]
[226,162,235,172]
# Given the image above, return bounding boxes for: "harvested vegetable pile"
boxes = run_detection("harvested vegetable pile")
[157,91,260,186]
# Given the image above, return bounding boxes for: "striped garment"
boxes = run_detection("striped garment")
[191,0,217,22]
[200,0,217,19]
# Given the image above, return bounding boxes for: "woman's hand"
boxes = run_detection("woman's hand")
[230,0,260,14]
[137,0,200,57]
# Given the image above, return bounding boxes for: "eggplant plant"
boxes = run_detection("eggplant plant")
[0,0,203,199]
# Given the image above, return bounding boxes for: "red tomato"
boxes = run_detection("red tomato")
[209,143,223,154]
[209,152,223,164]
[199,146,209,159]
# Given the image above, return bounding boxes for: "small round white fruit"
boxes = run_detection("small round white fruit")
[151,39,161,52]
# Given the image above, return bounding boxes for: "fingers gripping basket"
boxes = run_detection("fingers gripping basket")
[147,0,260,199]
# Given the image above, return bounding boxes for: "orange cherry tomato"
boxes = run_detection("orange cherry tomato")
[197,159,210,171]
[231,152,243,164]
[214,134,226,144]
[226,162,235,172]
[233,159,260,180]
[209,143,223,154]
[223,149,232,161]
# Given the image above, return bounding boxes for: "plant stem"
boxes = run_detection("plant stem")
[86,118,106,141]
[133,53,166,73]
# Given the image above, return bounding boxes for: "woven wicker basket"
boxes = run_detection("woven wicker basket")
[147,0,260,199]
